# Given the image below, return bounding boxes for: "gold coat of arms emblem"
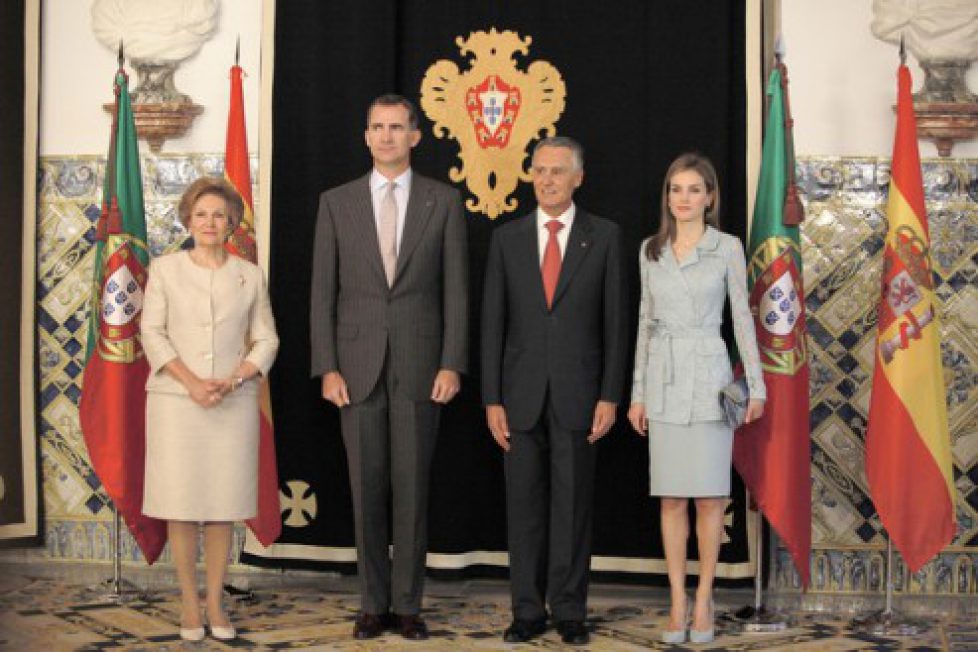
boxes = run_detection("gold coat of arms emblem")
[421,29,566,218]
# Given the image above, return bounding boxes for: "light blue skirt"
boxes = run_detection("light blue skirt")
[648,420,732,497]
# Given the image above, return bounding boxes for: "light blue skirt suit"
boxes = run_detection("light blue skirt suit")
[630,227,765,497]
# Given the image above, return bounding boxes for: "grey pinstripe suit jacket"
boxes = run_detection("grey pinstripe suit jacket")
[310,172,468,402]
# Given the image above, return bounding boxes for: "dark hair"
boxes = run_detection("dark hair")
[532,136,584,170]
[366,93,419,130]
[644,152,720,261]
[177,176,244,231]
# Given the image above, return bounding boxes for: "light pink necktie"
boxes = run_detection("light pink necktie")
[378,181,397,286]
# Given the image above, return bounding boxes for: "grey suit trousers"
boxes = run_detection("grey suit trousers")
[340,352,440,615]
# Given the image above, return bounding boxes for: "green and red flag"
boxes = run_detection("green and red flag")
[732,59,811,587]
[225,61,281,547]
[864,64,955,572]
[79,63,166,563]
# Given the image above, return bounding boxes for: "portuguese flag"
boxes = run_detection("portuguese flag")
[78,64,166,563]
[732,61,811,587]
[225,61,282,547]
[865,64,955,573]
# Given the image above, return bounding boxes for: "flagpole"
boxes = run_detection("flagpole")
[851,535,926,636]
[735,501,788,632]
[113,506,122,595]
[94,503,147,603]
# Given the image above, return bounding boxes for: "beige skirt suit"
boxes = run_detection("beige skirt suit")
[140,251,278,521]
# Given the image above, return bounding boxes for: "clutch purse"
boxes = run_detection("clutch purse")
[719,376,749,429]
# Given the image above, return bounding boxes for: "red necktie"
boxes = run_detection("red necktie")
[542,219,564,309]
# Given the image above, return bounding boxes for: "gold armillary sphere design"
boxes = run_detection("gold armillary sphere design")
[421,28,566,218]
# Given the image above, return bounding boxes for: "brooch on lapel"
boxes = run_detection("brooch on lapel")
[238,274,246,287]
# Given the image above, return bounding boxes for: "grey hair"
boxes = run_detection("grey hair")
[532,136,584,170]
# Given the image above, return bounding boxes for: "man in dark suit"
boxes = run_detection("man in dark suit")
[310,94,468,641]
[481,136,626,646]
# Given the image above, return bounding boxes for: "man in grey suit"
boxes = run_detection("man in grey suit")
[310,94,468,641]
[481,136,626,646]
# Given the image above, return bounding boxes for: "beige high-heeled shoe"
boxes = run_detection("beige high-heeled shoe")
[179,621,205,642]
[689,598,715,644]
[209,622,236,641]
[660,594,691,644]
[207,609,236,641]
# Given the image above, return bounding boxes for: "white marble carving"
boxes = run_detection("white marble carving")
[871,0,978,61]
[90,0,218,62]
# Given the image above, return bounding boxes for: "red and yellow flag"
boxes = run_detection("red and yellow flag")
[225,63,281,547]
[865,64,955,573]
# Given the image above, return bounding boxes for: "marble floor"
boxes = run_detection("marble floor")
[1,562,976,651]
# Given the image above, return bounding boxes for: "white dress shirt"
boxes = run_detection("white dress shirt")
[536,203,576,265]
[370,168,412,253]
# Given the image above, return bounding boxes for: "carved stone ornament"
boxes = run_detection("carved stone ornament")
[421,29,566,218]
[91,0,218,151]
[871,0,978,156]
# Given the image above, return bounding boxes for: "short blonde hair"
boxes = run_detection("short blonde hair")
[177,176,244,231]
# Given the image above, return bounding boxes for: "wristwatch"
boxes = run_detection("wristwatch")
[232,376,245,391]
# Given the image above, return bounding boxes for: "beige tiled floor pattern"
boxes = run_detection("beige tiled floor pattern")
[1,563,975,651]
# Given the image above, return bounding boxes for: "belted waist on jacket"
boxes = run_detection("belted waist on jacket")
[648,322,723,386]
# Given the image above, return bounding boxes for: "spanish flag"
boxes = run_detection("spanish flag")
[865,64,955,573]
[225,62,282,547]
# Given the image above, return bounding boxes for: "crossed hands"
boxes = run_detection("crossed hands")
[322,369,461,408]
[486,400,617,452]
[188,377,234,408]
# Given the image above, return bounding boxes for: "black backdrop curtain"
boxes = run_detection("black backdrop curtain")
[244,0,751,580]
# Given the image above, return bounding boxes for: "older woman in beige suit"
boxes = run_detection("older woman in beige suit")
[141,177,278,642]
[628,153,765,645]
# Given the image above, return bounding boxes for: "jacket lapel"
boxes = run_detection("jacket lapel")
[393,174,435,283]
[552,210,593,307]
[348,174,387,284]
[518,213,549,311]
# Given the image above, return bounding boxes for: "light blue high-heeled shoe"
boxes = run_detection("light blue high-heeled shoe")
[689,598,715,644]
[660,594,691,644]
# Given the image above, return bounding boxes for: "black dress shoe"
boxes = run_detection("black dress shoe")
[393,613,429,640]
[556,620,589,645]
[353,613,387,639]
[503,618,547,643]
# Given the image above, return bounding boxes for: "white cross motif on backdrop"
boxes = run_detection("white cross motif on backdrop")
[279,480,318,528]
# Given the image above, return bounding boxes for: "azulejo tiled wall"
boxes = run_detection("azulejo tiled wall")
[32,154,258,566]
[773,157,978,594]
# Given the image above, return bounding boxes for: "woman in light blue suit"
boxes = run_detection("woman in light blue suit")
[628,153,765,644]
